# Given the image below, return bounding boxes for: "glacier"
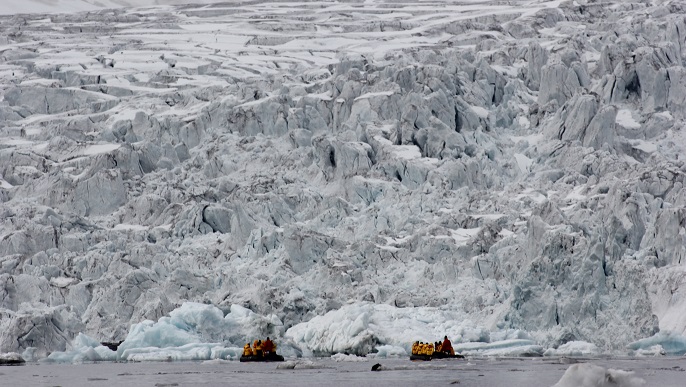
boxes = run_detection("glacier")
[2,0,686,363]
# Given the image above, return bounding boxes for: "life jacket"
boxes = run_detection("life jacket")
[243,344,252,356]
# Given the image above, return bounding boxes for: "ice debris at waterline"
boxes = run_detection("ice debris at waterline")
[3,0,686,359]
[43,303,284,362]
[543,341,600,357]
[552,363,646,387]
[285,302,536,356]
[627,331,686,356]
[42,301,564,363]
[0,352,25,365]
[331,353,368,362]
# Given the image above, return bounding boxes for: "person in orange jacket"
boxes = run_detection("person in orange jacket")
[243,343,252,357]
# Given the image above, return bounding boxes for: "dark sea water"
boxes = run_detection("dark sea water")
[2,357,684,386]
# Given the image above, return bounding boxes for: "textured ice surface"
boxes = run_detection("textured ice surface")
[552,363,646,387]
[45,302,284,362]
[2,0,686,363]
[627,332,686,356]
[0,0,228,15]
[543,341,600,357]
[331,353,368,362]
[0,352,24,364]
[285,302,494,355]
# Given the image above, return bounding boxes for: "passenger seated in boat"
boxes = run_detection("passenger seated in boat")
[442,336,454,355]
[436,341,442,352]
[254,340,263,357]
[243,343,252,357]
[428,342,434,356]
[411,341,419,355]
[263,337,274,354]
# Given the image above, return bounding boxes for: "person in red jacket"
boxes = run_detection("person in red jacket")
[442,336,454,355]
[262,337,274,354]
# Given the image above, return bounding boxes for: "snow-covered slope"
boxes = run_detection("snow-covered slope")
[0,0,228,15]
[2,0,686,360]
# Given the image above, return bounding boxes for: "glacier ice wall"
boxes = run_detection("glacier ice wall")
[2,0,686,357]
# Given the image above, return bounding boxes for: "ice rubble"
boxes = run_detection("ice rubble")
[0,0,229,15]
[543,341,600,357]
[2,0,686,362]
[552,363,646,387]
[627,331,686,356]
[285,302,537,356]
[331,353,367,362]
[43,302,284,362]
[0,352,25,365]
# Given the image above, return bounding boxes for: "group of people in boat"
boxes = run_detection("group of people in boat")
[243,337,277,357]
[411,336,455,356]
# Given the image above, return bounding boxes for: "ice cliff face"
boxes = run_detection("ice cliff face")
[2,0,686,358]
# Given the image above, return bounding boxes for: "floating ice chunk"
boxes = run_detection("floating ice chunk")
[286,302,518,356]
[42,333,117,363]
[21,347,38,362]
[201,359,232,365]
[0,352,25,365]
[634,345,665,357]
[276,360,327,370]
[72,333,101,349]
[371,345,407,358]
[331,353,368,362]
[627,331,686,356]
[552,363,646,387]
[543,341,599,357]
[455,339,543,357]
[117,318,200,356]
[45,303,280,363]
[124,343,223,362]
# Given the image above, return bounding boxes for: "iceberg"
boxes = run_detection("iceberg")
[627,332,686,356]
[0,352,25,365]
[285,302,546,357]
[543,341,600,357]
[552,363,646,387]
[331,353,368,362]
[44,303,282,363]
